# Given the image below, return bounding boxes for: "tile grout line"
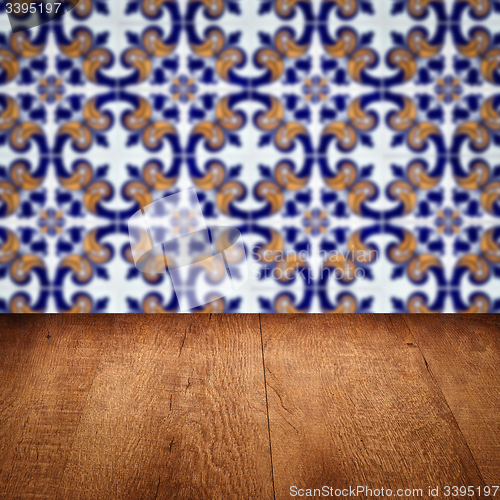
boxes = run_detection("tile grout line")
[400,315,488,487]
[53,316,110,500]
[259,314,276,500]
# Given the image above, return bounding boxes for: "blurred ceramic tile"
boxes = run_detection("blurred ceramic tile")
[0,0,499,312]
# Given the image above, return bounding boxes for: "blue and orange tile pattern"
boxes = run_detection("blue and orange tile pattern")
[0,0,500,312]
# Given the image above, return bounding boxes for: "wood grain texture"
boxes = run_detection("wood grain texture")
[57,314,273,500]
[1,314,500,500]
[0,315,109,500]
[403,315,500,485]
[260,315,490,499]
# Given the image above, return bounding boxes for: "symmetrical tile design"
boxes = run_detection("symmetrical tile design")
[1,0,500,312]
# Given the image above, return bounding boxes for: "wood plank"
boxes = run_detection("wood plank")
[0,315,41,500]
[261,314,489,500]
[57,314,273,500]
[0,314,109,500]
[403,315,500,484]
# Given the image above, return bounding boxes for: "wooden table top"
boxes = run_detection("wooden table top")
[1,314,499,499]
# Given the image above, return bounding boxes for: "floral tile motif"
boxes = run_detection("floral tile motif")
[0,0,500,313]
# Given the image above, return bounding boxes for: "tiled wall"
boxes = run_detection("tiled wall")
[1,0,499,312]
